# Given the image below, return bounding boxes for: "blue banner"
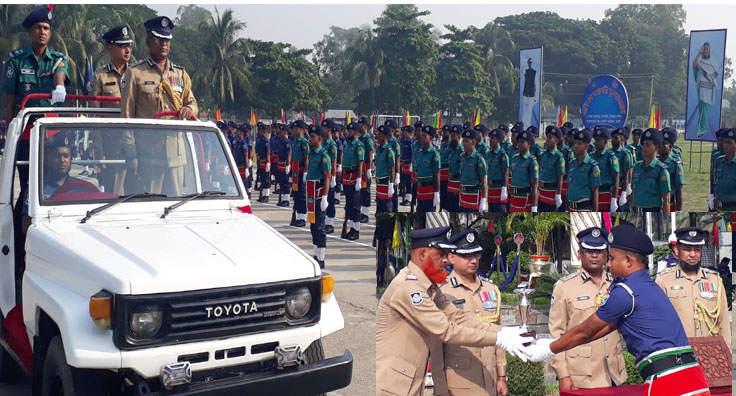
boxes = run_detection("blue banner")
[580,75,629,129]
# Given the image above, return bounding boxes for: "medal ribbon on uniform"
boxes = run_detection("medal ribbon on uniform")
[476,290,500,322]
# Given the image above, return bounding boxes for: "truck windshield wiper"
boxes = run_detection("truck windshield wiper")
[160,191,226,219]
[81,192,167,223]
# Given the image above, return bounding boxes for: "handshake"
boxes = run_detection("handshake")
[496,326,558,363]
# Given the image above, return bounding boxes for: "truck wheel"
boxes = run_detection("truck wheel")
[303,340,325,396]
[0,345,21,382]
[41,336,75,396]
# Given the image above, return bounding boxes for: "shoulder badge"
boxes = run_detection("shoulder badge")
[322,157,328,164]
[407,272,418,280]
[172,63,185,70]
[661,174,667,181]
[95,64,107,73]
[5,66,13,79]
[593,170,599,177]
[9,48,26,58]
[559,270,580,282]
[130,59,146,67]
[409,291,424,305]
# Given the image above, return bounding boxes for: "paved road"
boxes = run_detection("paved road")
[0,188,382,395]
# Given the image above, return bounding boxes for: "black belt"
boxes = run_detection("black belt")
[719,200,736,207]
[449,173,461,179]
[417,180,434,187]
[401,160,412,164]
[632,205,660,213]
[343,166,358,173]
[376,176,390,184]
[568,199,592,210]
[599,184,612,193]
[460,185,480,192]
[510,186,530,195]
[639,352,697,380]
[539,181,558,190]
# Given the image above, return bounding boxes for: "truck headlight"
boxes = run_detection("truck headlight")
[285,287,312,319]
[130,304,163,339]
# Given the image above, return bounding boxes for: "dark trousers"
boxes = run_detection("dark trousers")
[257,168,271,190]
[327,188,336,218]
[416,199,435,212]
[446,192,459,212]
[310,202,326,247]
[439,181,448,211]
[411,183,417,206]
[293,175,306,214]
[377,250,388,287]
[489,202,507,212]
[360,178,371,207]
[277,170,290,197]
[376,198,393,213]
[538,202,558,212]
[400,173,412,198]
[344,184,361,222]
[392,184,399,210]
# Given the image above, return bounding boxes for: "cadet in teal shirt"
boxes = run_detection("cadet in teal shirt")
[445,125,464,211]
[358,117,374,219]
[566,128,601,211]
[713,128,736,211]
[306,125,332,269]
[498,123,513,154]
[525,126,543,159]
[320,120,339,232]
[374,125,396,212]
[414,125,441,212]
[709,129,726,210]
[509,130,539,212]
[659,128,684,211]
[611,128,633,210]
[631,129,671,212]
[590,127,620,212]
[631,128,644,162]
[537,126,566,211]
[486,128,510,212]
[342,122,365,240]
[438,125,453,211]
[458,128,488,212]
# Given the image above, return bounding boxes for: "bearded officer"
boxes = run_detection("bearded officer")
[655,227,731,348]
[376,227,531,396]
[120,16,197,196]
[429,229,508,396]
[521,225,711,396]
[549,227,627,390]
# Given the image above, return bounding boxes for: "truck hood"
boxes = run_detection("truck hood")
[32,215,317,295]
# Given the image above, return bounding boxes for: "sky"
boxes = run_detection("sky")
[149,3,736,83]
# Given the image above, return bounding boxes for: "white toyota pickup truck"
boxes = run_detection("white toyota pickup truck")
[0,99,352,395]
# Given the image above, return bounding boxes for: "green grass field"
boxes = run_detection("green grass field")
[680,140,716,212]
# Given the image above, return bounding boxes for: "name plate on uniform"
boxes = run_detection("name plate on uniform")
[687,336,732,394]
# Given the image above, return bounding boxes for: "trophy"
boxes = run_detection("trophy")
[512,233,551,336]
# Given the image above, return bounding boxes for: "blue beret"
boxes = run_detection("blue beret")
[514,121,524,128]
[376,125,391,136]
[228,120,238,128]
[102,25,133,45]
[308,124,327,138]
[563,121,574,129]
[631,128,643,136]
[410,226,456,250]
[450,230,482,254]
[216,120,227,129]
[517,131,534,143]
[622,126,631,139]
[242,122,252,131]
[321,119,336,129]
[511,124,524,134]
[576,227,609,250]
[462,121,472,130]
[608,225,654,256]
[611,128,624,137]
[489,129,504,140]
[661,127,677,145]
[566,127,578,137]
[674,227,706,246]
[334,123,345,132]
[384,119,398,129]
[23,7,52,29]
[346,122,361,132]
[641,128,663,145]
[401,125,414,133]
[441,124,451,132]
[144,16,174,40]
[474,124,489,134]
[497,123,509,133]
[593,126,611,140]
[414,120,425,130]
[723,128,736,140]
[574,129,593,143]
[450,124,463,134]
[358,116,371,126]
[280,124,291,132]
[461,129,478,140]
[237,124,248,132]
[545,125,561,139]
[292,120,308,129]
[422,125,437,138]
[526,126,539,137]
[45,131,70,150]
[256,121,267,129]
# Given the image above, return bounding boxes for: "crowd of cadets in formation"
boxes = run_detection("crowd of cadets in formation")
[218,117,704,214]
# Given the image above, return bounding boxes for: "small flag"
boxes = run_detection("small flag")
[320,112,325,124]
[255,110,259,123]
[655,106,661,129]
[557,106,563,126]
[563,106,568,124]
[487,218,495,232]
[392,217,401,250]
[215,109,221,122]
[603,212,612,231]
[371,111,376,129]
[281,109,286,123]
[250,109,256,125]
[712,216,719,247]
[648,105,656,128]
[347,110,351,124]
[312,116,315,125]
[437,110,442,129]
[474,109,480,126]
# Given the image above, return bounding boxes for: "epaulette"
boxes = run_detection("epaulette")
[95,64,111,73]
[558,270,580,283]
[9,48,26,58]
[702,267,718,274]
[171,62,185,70]
[47,49,67,59]
[655,161,668,169]
[634,160,644,166]
[130,59,146,67]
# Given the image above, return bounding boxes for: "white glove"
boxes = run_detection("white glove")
[303,172,307,183]
[409,164,413,172]
[285,165,291,174]
[388,183,395,197]
[51,85,66,104]
[394,172,401,185]
[496,326,535,361]
[709,193,715,210]
[433,192,440,207]
[330,176,336,188]
[610,198,618,212]
[555,194,562,208]
[479,198,487,212]
[521,338,557,363]
[355,177,362,191]
[248,159,252,168]
[320,195,329,211]
[266,163,271,172]
[366,169,372,179]
[500,186,508,201]
[531,206,537,213]
[626,183,632,196]
[244,168,249,179]
[618,192,627,206]
[337,164,342,173]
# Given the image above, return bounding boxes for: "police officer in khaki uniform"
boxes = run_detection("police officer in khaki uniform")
[430,229,508,396]
[120,16,198,196]
[655,227,731,348]
[376,227,531,396]
[90,25,136,195]
[549,226,627,390]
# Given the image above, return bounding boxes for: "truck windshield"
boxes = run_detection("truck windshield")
[38,125,240,205]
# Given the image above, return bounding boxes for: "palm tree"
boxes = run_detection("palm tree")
[506,212,570,257]
[0,5,32,62]
[474,23,516,98]
[192,8,252,104]
[342,28,383,113]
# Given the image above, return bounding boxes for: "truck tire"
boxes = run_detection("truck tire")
[303,340,325,396]
[0,345,21,382]
[41,336,106,396]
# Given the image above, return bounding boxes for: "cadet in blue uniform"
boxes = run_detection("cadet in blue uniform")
[566,129,601,212]
[274,125,292,207]
[659,128,684,212]
[269,124,280,188]
[709,128,727,210]
[232,125,250,196]
[486,128,510,212]
[559,126,576,209]
[631,128,670,212]
[537,126,565,212]
[399,126,414,205]
[414,126,441,212]
[290,120,310,226]
[255,123,271,203]
[713,128,736,211]
[446,125,464,212]
[610,128,633,212]
[320,119,339,233]
[358,116,374,222]
[523,225,711,396]
[306,125,332,269]
[334,123,345,199]
[498,123,513,155]
[458,128,488,212]
[374,125,396,212]
[438,124,452,211]
[590,127,620,212]
[341,122,365,240]
[242,123,254,194]
[508,130,539,212]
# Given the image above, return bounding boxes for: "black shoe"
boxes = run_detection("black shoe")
[262,196,269,203]
[332,198,340,205]
[400,200,410,206]
[290,220,298,226]
[277,201,289,207]
[319,260,325,269]
[360,214,369,223]
[325,225,334,234]
[296,219,306,227]
[347,230,360,240]
[341,230,350,239]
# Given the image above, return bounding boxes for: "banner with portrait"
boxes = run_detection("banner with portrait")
[685,29,727,142]
[518,47,543,131]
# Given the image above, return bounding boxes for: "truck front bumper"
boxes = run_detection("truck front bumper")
[151,350,352,395]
